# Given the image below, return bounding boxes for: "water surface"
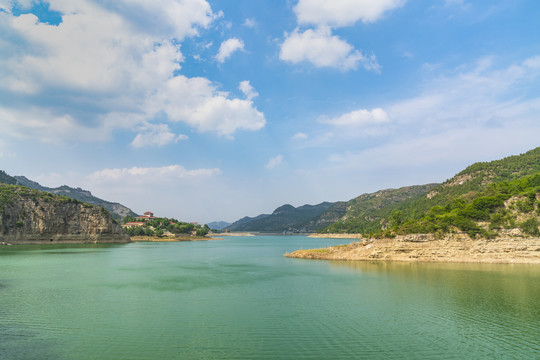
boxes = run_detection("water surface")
[1,236,539,359]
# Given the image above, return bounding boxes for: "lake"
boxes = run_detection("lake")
[1,236,539,359]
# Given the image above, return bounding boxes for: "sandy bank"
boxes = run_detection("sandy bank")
[286,234,540,264]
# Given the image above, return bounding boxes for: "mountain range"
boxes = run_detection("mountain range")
[226,202,336,233]
[224,147,539,237]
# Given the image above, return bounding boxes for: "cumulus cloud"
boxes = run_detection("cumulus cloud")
[130,124,188,148]
[146,76,265,137]
[91,165,221,183]
[0,0,265,144]
[104,0,218,39]
[265,155,284,169]
[280,28,379,72]
[294,0,405,27]
[215,37,245,63]
[239,80,259,100]
[280,0,403,72]
[321,108,389,126]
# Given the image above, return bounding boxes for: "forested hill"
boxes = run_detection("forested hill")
[319,184,440,235]
[226,202,336,233]
[0,170,17,185]
[320,147,540,238]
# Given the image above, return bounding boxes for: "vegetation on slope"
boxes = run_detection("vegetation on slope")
[395,173,539,238]
[0,171,17,185]
[14,175,137,220]
[319,184,439,235]
[122,216,210,237]
[319,147,540,238]
[0,183,91,212]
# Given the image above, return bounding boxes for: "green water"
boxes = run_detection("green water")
[0,236,539,359]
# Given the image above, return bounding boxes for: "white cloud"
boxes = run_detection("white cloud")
[130,124,188,148]
[292,132,308,140]
[215,37,245,63]
[0,105,112,144]
[523,55,540,69]
[322,108,389,126]
[281,0,402,72]
[239,80,259,101]
[243,18,256,28]
[309,55,540,186]
[2,2,187,94]
[294,0,405,27]
[0,0,265,144]
[265,155,284,169]
[388,56,540,129]
[147,76,266,137]
[280,27,379,72]
[105,0,218,39]
[91,165,221,183]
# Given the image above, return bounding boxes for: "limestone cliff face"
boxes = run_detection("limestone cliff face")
[0,184,130,244]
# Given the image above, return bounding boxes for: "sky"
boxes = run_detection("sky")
[0,0,539,224]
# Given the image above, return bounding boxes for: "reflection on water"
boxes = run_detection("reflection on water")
[1,237,539,359]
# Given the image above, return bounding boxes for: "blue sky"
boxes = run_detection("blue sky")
[1,0,539,223]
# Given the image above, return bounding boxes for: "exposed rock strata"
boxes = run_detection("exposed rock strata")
[286,234,540,264]
[1,184,130,244]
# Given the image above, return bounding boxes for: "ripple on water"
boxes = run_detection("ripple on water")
[1,238,539,359]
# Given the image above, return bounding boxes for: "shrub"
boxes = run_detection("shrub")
[520,218,540,236]
[516,199,535,213]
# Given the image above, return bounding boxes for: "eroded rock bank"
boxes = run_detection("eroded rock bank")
[1,184,130,244]
[286,233,540,264]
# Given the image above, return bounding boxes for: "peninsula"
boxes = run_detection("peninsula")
[286,234,540,264]
[287,148,540,264]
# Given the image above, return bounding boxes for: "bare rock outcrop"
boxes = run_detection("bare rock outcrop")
[287,233,540,264]
[0,184,130,244]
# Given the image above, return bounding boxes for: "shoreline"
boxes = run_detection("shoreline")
[130,235,223,242]
[215,232,255,237]
[286,234,540,264]
[308,233,363,239]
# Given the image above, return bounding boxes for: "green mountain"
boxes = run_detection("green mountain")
[13,176,137,220]
[227,202,336,233]
[0,170,17,185]
[319,184,440,235]
[320,147,540,238]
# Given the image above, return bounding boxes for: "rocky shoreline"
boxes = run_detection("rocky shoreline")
[286,233,540,264]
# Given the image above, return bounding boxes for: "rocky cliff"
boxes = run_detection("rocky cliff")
[0,184,130,244]
[14,176,137,220]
